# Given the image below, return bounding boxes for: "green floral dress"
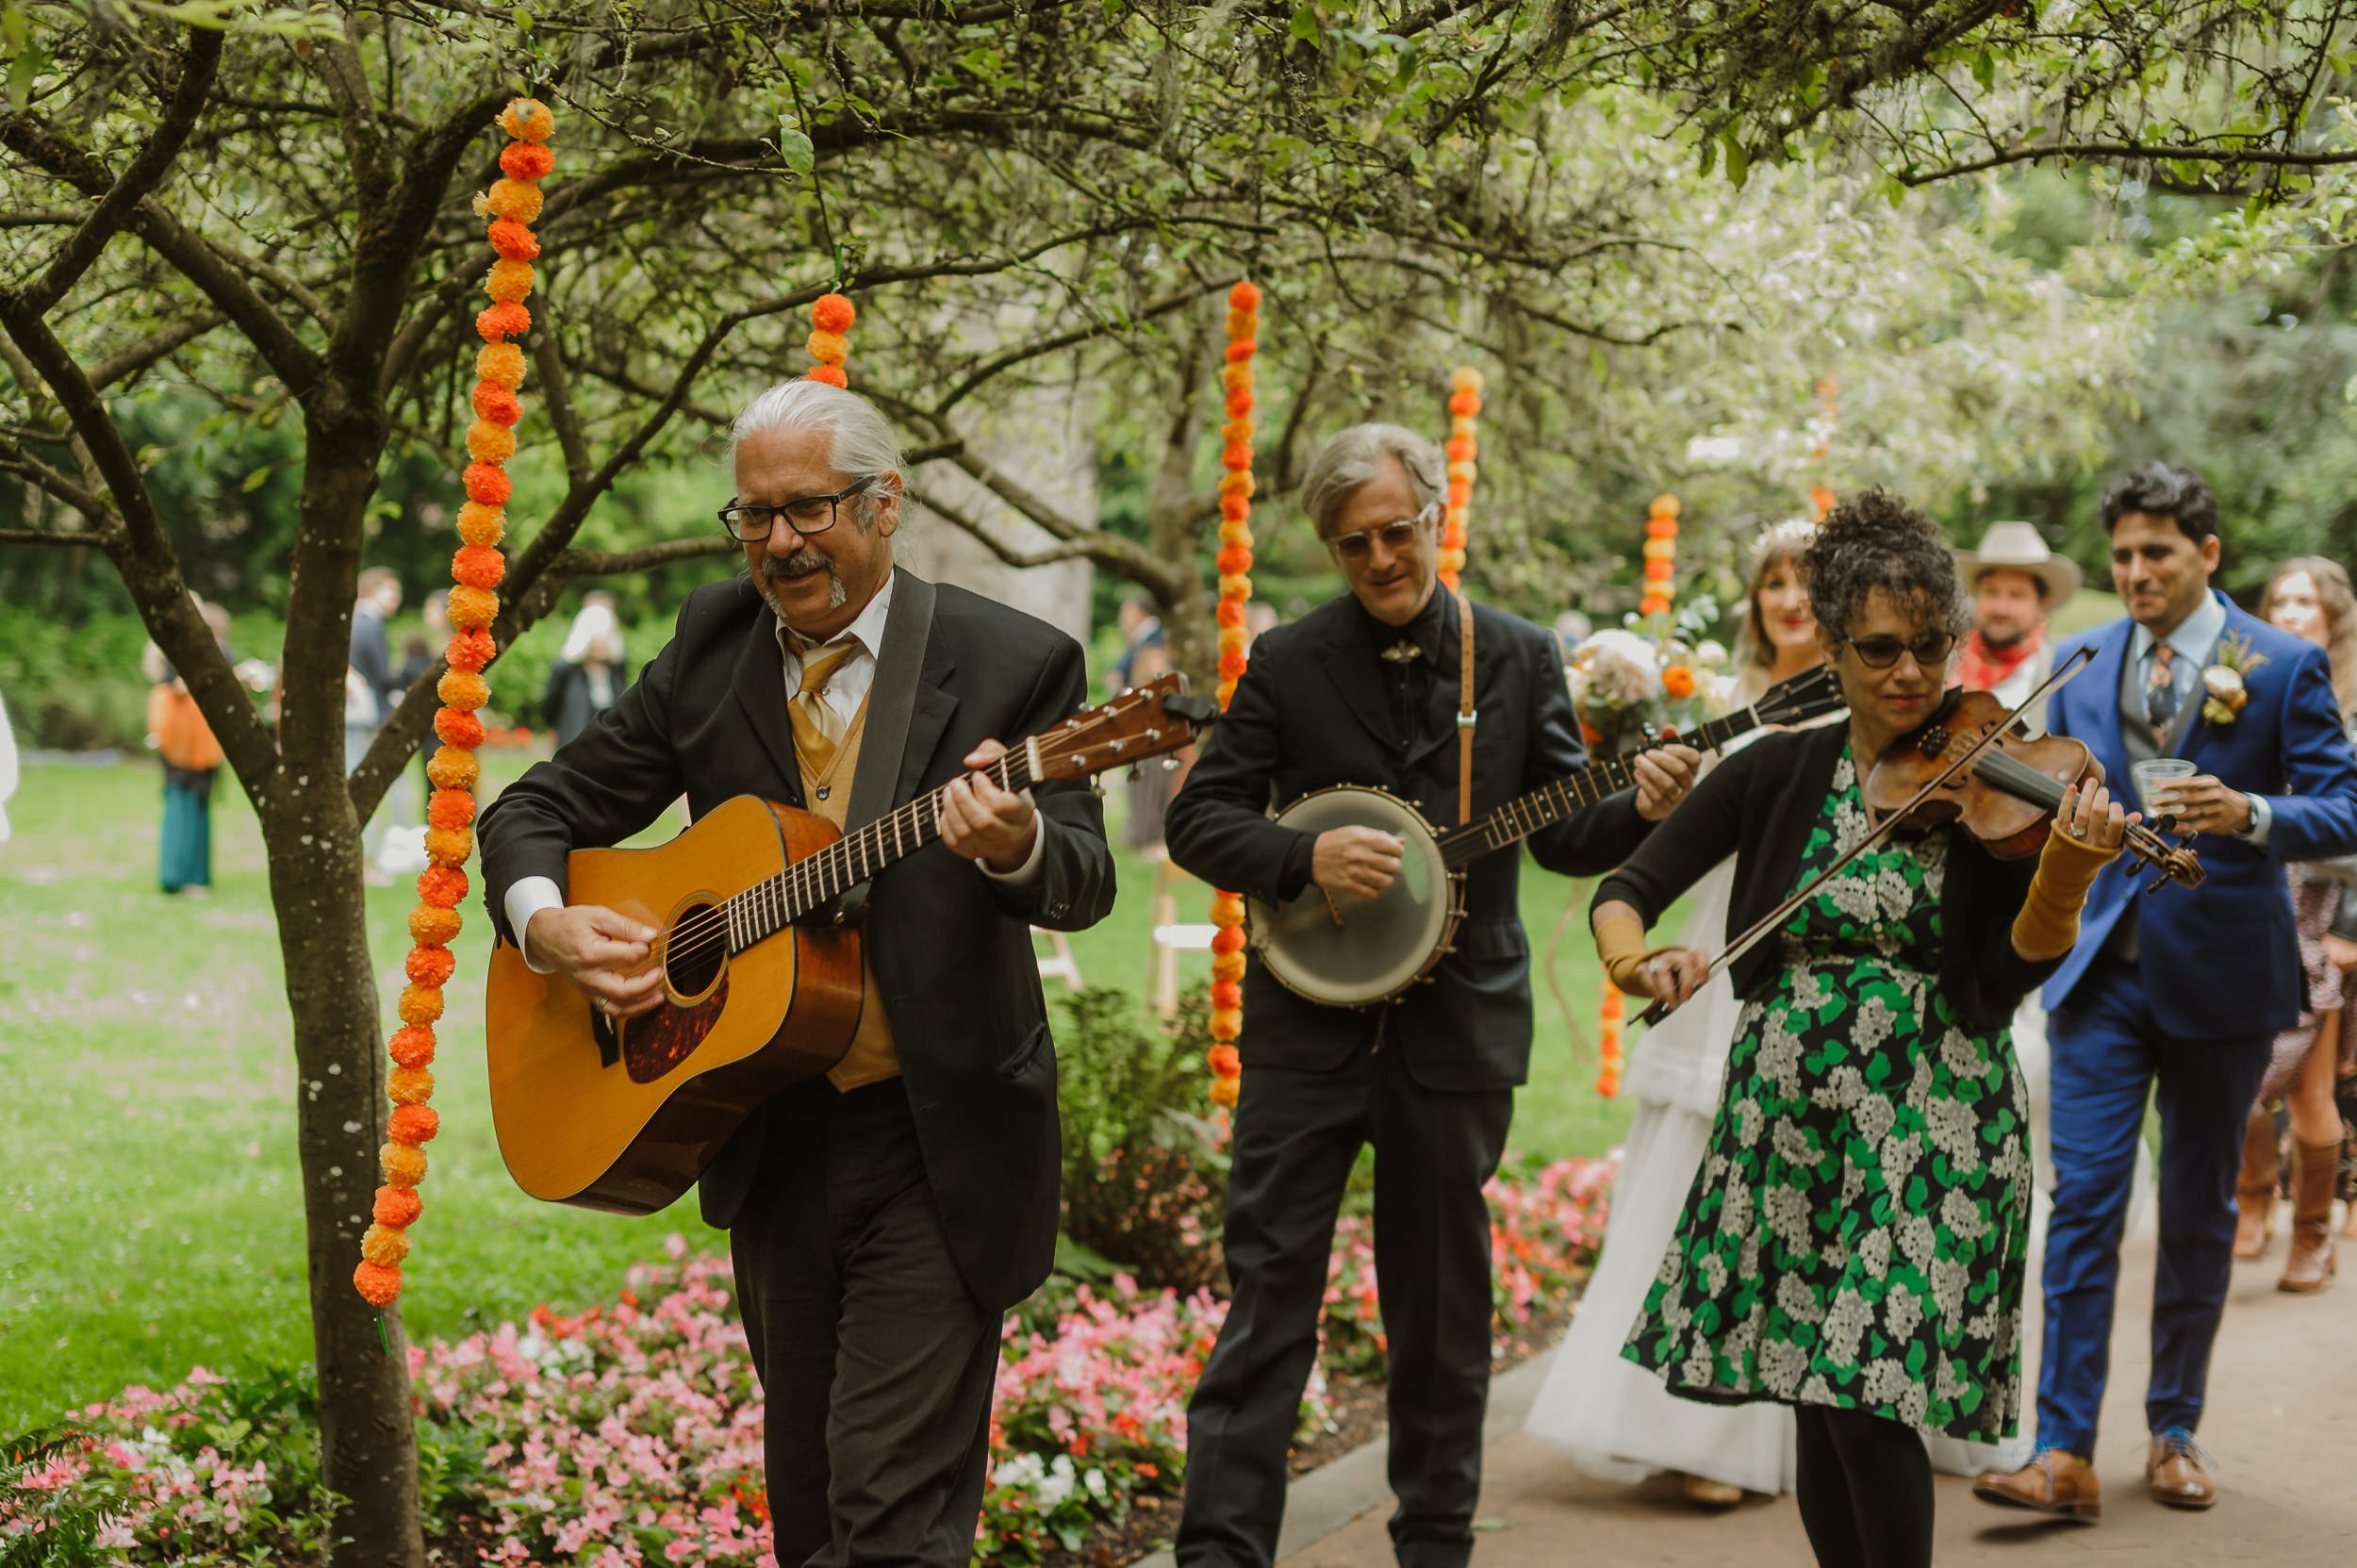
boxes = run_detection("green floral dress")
[1623,751,2032,1442]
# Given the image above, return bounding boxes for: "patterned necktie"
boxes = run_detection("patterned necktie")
[788,634,862,780]
[2145,642,2179,733]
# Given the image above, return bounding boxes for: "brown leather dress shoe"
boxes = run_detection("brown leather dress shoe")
[2147,1430,2217,1510]
[1972,1449,2102,1519]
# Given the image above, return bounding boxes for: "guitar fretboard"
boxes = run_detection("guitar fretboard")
[717,749,1039,951]
[1433,703,1767,868]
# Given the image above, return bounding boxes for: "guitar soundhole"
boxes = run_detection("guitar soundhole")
[665,899,726,999]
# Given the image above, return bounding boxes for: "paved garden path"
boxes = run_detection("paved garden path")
[1242,1230,2355,1567]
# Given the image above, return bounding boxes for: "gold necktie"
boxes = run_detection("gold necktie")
[789,635,862,781]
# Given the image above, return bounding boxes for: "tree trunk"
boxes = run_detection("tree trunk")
[264,814,424,1568]
[269,432,425,1568]
[1146,353,1217,697]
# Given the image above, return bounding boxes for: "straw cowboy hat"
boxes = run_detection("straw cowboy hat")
[1953,520,2082,607]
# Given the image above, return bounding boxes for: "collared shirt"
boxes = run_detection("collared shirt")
[508,572,1044,969]
[2130,589,2269,845]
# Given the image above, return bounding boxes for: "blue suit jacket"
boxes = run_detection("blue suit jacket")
[2042,590,2357,1036]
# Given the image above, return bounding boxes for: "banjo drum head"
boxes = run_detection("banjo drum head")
[1246,786,1454,1007]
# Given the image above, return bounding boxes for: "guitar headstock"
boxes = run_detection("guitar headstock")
[1754,665,1845,728]
[1033,672,1217,782]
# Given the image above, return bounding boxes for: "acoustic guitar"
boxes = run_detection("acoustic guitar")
[1247,666,1845,1007]
[486,672,1212,1213]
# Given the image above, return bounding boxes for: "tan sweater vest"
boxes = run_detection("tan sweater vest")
[796,700,901,1091]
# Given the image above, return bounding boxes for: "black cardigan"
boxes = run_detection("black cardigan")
[1593,722,2060,1035]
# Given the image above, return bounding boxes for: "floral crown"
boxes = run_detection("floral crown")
[1750,518,1817,572]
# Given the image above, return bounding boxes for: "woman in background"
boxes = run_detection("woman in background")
[142,598,234,895]
[543,593,630,748]
[1525,520,1822,1507]
[2234,557,2357,1290]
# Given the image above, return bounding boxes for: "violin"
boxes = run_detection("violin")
[1863,687,2205,893]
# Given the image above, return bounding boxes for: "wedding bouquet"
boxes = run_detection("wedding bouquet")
[1565,620,1738,757]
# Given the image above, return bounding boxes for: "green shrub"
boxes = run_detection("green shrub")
[1054,989,1228,1293]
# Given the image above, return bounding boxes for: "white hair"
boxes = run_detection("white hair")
[727,380,904,490]
[561,602,620,664]
[1298,423,1443,538]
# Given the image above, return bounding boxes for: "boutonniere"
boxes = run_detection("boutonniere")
[2200,632,2269,726]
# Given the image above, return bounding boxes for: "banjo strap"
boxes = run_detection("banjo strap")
[1456,590,1475,826]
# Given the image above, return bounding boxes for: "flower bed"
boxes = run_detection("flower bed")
[3,1157,1612,1565]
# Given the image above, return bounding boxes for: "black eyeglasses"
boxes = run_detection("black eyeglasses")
[1839,629,1956,669]
[717,474,880,541]
[1326,503,1439,564]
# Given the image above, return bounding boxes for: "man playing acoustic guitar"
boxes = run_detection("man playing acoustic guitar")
[1162,422,1699,1568]
[478,380,1115,1567]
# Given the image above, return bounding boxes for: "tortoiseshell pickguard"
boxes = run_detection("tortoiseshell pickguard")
[619,975,730,1083]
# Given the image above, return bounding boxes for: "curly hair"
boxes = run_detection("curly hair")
[1802,488,1970,646]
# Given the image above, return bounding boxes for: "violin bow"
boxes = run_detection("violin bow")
[1631,647,2094,1030]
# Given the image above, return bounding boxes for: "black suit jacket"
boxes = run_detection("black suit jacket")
[477,570,1115,1312]
[1163,589,1651,1092]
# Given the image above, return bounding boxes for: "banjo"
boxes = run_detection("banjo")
[1247,665,1844,1007]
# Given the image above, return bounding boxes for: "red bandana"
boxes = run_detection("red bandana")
[1956,624,2042,694]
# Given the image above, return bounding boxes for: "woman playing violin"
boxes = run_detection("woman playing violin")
[1591,491,2130,1568]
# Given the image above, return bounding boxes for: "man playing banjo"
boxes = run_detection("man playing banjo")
[1163,423,1699,1568]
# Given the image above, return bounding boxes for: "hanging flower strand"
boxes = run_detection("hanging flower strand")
[806,292,855,387]
[1638,492,1679,619]
[354,97,554,1312]
[1809,375,1838,520]
[1205,279,1260,1113]
[1437,366,1482,589]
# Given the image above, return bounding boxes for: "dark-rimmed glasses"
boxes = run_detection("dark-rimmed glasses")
[717,474,880,541]
[1326,502,1440,564]
[1839,629,1956,669]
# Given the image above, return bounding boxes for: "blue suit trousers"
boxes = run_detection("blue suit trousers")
[2036,960,2270,1457]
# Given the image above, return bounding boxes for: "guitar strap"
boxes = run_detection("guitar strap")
[846,568,937,832]
[1456,590,1475,825]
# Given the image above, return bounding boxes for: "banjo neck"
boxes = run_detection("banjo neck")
[1432,701,1775,869]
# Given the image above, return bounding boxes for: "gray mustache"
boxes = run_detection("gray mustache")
[763,550,832,579]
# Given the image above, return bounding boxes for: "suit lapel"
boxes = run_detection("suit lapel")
[894,630,960,807]
[1314,609,1403,753]
[2078,618,2134,778]
[730,601,804,805]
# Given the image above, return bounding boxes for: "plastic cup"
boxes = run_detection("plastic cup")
[2130,757,2197,817]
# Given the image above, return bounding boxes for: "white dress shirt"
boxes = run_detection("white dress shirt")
[506,573,1047,968]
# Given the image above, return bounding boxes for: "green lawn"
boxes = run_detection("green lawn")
[0,753,1632,1428]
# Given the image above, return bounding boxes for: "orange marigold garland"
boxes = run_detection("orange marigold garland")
[1205,280,1261,1113]
[1437,366,1482,589]
[354,96,553,1311]
[1809,375,1838,520]
[806,292,855,388]
[1638,492,1679,619]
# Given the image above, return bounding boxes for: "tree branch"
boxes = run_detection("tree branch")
[24,26,223,317]
[907,482,1178,586]
[0,523,120,548]
[89,311,224,390]
[530,311,595,488]
[934,274,1239,416]
[1898,139,2357,186]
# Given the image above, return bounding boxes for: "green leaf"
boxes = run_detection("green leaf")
[1970,46,1994,91]
[1720,128,1749,189]
[776,124,816,177]
[1290,4,1319,43]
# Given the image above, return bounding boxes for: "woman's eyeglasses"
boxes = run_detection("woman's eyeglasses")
[717,474,880,541]
[1325,503,1440,564]
[1840,630,1956,669]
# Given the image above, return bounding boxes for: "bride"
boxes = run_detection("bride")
[1525,520,1821,1505]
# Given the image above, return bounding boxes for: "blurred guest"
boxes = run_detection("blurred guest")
[142,599,235,895]
[1244,600,1280,654]
[0,688,16,848]
[345,568,404,774]
[2233,558,2357,1292]
[1953,520,2081,714]
[542,592,631,748]
[1108,594,1165,695]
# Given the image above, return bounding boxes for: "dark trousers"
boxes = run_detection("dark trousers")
[729,1080,1001,1568]
[1177,1041,1512,1568]
[2037,962,2272,1457]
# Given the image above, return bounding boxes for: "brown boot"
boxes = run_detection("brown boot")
[2281,1138,2340,1292]
[2234,1111,2279,1259]
[1972,1449,2102,1519]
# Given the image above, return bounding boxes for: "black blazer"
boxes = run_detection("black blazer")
[477,571,1115,1312]
[1164,589,1651,1092]
[1593,722,2056,1035]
